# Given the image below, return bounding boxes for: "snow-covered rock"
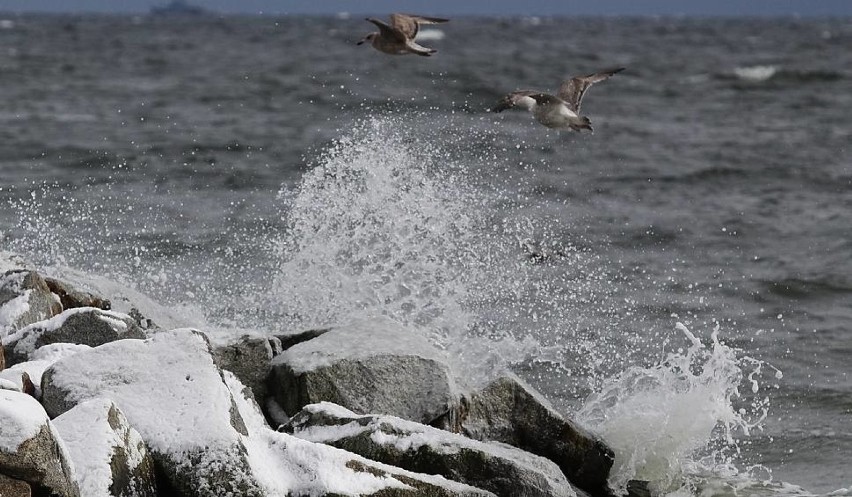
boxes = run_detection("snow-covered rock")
[0,344,92,398]
[53,398,157,497]
[445,374,613,497]
[0,376,20,392]
[212,334,278,402]
[287,402,578,497]
[270,318,458,424]
[40,329,265,497]
[0,390,79,497]
[3,308,143,367]
[0,473,31,497]
[224,372,495,497]
[0,270,61,338]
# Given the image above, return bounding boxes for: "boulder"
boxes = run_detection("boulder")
[287,402,578,497]
[0,344,92,399]
[223,371,495,497]
[53,398,157,497]
[270,318,457,424]
[442,374,613,497]
[43,277,111,312]
[0,473,31,497]
[0,270,61,338]
[0,390,79,497]
[211,334,278,402]
[40,329,265,497]
[274,326,331,350]
[1,342,4,371]
[2,308,144,367]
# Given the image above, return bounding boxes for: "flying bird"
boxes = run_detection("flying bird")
[357,13,449,57]
[491,68,625,132]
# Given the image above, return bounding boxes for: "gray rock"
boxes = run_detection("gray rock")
[270,318,457,424]
[287,402,578,497]
[0,390,80,497]
[0,270,61,337]
[274,327,331,350]
[224,371,495,497]
[0,473,31,497]
[3,308,145,367]
[53,398,157,497]
[40,329,264,497]
[441,374,613,497]
[211,334,276,402]
[43,277,111,312]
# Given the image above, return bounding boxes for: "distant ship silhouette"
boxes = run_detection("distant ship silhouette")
[150,0,206,16]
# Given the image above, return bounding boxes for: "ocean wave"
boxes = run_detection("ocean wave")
[415,29,445,41]
[734,65,778,82]
[721,65,845,84]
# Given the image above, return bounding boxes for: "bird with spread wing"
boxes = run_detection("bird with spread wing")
[492,68,625,132]
[357,13,449,56]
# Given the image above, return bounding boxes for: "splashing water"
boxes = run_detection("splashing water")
[578,322,774,496]
[269,114,553,383]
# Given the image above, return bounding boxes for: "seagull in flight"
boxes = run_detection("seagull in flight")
[492,68,625,132]
[357,13,449,57]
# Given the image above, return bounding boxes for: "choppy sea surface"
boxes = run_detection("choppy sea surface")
[0,14,850,496]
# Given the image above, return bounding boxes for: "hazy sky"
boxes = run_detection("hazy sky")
[1,0,851,17]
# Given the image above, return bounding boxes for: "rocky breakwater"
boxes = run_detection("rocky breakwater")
[0,262,620,497]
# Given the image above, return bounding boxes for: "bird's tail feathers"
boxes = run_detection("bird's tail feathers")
[406,40,436,56]
[571,116,593,132]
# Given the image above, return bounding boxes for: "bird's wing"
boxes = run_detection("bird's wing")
[390,13,449,39]
[557,67,625,112]
[366,17,406,42]
[491,90,549,112]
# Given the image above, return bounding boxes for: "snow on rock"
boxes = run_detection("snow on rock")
[286,401,578,497]
[0,344,91,398]
[0,270,61,339]
[0,390,79,497]
[53,398,157,497]
[40,329,265,497]
[442,373,614,497]
[0,376,20,392]
[271,317,458,424]
[2,307,142,367]
[224,371,495,497]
